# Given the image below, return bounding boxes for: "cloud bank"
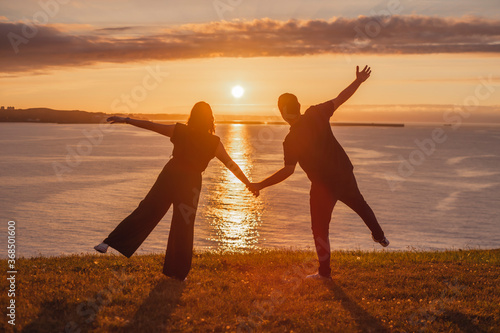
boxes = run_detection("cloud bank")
[1,15,500,73]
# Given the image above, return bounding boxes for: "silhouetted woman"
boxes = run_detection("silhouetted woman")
[94,102,256,281]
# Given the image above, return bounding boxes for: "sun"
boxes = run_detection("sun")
[231,85,244,98]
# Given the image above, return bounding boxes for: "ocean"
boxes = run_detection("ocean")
[1,122,499,257]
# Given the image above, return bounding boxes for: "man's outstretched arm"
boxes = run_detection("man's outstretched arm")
[332,65,371,111]
[253,164,296,191]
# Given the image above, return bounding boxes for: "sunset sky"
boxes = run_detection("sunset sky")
[1,0,499,122]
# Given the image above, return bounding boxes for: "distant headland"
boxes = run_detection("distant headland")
[0,107,404,127]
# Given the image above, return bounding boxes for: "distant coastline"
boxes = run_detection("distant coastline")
[331,122,404,127]
[0,108,109,124]
[0,107,404,127]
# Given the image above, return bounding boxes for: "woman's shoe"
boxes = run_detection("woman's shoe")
[94,242,109,253]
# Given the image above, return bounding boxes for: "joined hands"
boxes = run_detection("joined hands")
[247,183,262,198]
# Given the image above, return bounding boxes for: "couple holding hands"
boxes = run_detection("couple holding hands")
[94,66,389,281]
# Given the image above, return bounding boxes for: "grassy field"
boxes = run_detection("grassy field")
[1,249,499,332]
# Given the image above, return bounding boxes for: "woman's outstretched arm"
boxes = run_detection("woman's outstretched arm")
[215,142,259,196]
[107,116,175,137]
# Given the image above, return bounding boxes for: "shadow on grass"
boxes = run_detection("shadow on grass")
[21,299,77,333]
[117,278,185,332]
[441,310,486,333]
[328,282,389,333]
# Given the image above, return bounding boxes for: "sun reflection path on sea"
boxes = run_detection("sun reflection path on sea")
[204,124,263,252]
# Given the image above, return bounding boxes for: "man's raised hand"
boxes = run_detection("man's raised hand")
[356,65,371,83]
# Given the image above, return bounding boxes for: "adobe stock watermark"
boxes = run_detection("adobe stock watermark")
[52,65,169,180]
[64,268,133,333]
[178,187,201,226]
[52,120,115,180]
[249,106,288,152]
[252,122,285,151]
[236,264,309,332]
[8,0,70,54]
[110,65,169,114]
[354,0,405,40]
[408,278,466,332]
[6,221,17,326]
[340,0,408,63]
[213,0,244,20]
[384,75,497,191]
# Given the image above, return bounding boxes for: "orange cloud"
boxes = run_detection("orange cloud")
[1,15,500,73]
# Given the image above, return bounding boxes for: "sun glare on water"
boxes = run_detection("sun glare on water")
[231,85,244,98]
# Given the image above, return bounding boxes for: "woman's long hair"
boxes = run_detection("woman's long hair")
[187,101,215,134]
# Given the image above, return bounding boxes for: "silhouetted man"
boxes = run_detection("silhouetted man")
[253,66,389,280]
